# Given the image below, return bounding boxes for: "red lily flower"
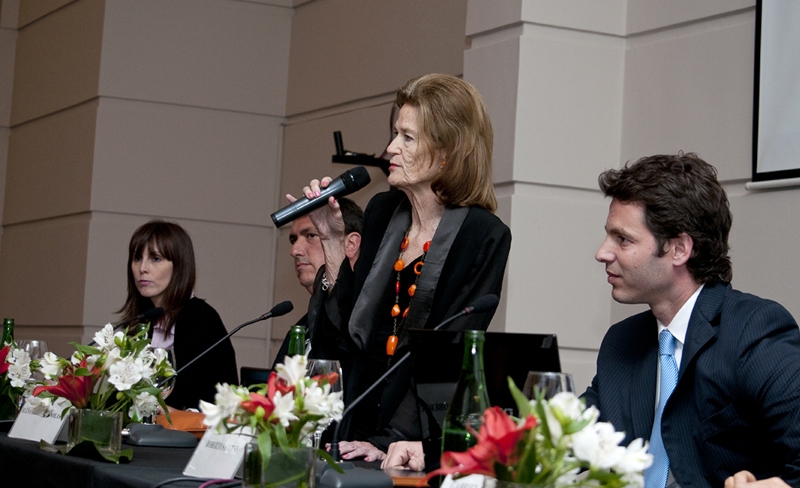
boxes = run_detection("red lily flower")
[32,358,100,409]
[312,372,339,387]
[241,392,275,418]
[424,407,538,485]
[267,370,295,397]
[0,345,9,375]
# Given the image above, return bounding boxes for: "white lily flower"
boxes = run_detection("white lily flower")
[39,351,64,378]
[200,383,246,431]
[548,391,586,422]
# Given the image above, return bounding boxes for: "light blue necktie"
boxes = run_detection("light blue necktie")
[645,329,678,488]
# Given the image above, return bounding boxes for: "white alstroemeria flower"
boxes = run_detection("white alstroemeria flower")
[571,421,627,470]
[272,390,299,428]
[8,348,31,367]
[107,356,143,391]
[129,391,159,420]
[200,384,247,430]
[136,355,156,381]
[93,323,116,349]
[8,362,31,388]
[7,349,32,387]
[199,401,226,431]
[152,347,169,367]
[548,391,586,423]
[39,352,64,378]
[275,354,308,386]
[621,471,646,488]
[613,438,653,474]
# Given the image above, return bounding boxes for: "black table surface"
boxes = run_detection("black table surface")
[0,432,200,488]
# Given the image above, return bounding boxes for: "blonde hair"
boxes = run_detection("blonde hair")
[396,74,497,212]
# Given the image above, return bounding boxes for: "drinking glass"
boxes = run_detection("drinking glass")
[17,340,49,382]
[305,359,342,450]
[143,349,176,424]
[522,371,575,400]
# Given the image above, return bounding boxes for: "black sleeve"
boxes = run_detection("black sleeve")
[167,298,238,410]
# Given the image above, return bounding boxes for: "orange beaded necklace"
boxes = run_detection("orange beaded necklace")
[386,228,431,356]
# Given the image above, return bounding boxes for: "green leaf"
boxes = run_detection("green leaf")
[508,376,531,418]
[316,448,345,473]
[71,343,102,356]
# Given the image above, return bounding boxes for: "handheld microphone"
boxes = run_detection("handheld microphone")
[329,294,499,462]
[157,300,293,386]
[270,166,371,228]
[89,307,165,346]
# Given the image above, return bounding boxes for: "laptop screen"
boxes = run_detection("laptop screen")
[408,329,561,426]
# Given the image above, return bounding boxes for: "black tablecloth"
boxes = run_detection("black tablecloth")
[0,432,200,488]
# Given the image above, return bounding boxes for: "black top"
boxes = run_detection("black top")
[166,297,238,410]
[308,190,512,451]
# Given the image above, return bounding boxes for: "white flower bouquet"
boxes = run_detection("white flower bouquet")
[31,323,175,423]
[429,379,653,487]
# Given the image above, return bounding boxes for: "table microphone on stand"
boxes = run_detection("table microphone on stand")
[318,295,500,488]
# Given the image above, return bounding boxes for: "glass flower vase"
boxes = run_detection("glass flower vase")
[67,408,123,456]
[243,441,316,488]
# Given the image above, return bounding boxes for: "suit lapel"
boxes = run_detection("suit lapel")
[631,312,658,441]
[678,283,726,378]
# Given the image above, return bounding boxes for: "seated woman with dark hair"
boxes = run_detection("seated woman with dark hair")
[118,220,238,410]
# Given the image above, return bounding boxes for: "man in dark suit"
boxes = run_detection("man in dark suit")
[583,153,800,488]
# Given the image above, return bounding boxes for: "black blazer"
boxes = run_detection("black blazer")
[312,190,511,450]
[582,282,800,487]
[167,297,238,410]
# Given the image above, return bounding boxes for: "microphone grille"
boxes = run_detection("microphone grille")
[341,166,371,193]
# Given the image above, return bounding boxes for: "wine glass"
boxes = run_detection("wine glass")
[522,371,575,400]
[144,349,176,424]
[305,359,342,449]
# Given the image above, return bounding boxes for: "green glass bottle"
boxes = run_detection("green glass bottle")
[2,318,14,346]
[287,325,307,356]
[441,329,491,454]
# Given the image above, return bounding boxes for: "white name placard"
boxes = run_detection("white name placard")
[442,474,488,488]
[8,401,69,443]
[183,427,253,479]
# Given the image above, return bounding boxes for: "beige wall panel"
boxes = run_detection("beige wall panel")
[4,100,96,224]
[466,0,626,37]
[16,0,72,28]
[11,0,103,125]
[91,98,281,225]
[0,214,90,324]
[15,324,84,358]
[465,27,624,188]
[0,25,16,126]
[727,188,800,322]
[626,0,753,35]
[99,0,291,116]
[516,29,624,188]
[1,0,20,29]
[502,186,611,350]
[464,35,520,185]
[621,11,754,179]
[286,0,467,115]
[233,335,269,371]
[82,213,275,370]
[559,347,598,394]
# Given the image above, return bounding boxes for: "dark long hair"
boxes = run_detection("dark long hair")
[117,220,196,330]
